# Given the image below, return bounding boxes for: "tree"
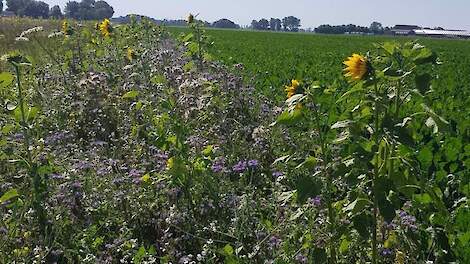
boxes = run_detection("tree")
[270,18,282,31]
[6,0,30,16]
[257,18,269,30]
[93,0,113,19]
[251,20,259,30]
[49,5,63,19]
[23,0,49,18]
[282,16,301,32]
[0,1,3,13]
[65,0,113,20]
[370,21,384,34]
[64,1,80,19]
[212,18,239,29]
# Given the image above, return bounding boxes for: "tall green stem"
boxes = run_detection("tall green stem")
[14,64,46,236]
[313,102,337,264]
[372,80,380,264]
[14,65,32,164]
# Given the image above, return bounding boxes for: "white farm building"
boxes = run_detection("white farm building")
[390,25,470,39]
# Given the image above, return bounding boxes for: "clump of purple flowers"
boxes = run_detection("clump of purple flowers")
[211,157,226,173]
[232,159,259,173]
[268,235,282,250]
[232,160,247,173]
[295,253,308,264]
[398,210,417,231]
[381,248,393,257]
[308,195,322,207]
[272,171,284,178]
[247,159,259,169]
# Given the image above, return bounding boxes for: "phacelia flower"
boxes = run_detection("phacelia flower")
[343,54,370,81]
[247,159,259,168]
[308,195,322,207]
[295,254,308,264]
[232,160,247,173]
[99,18,113,37]
[211,157,226,173]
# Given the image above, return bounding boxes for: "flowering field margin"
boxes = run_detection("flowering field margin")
[0,17,468,263]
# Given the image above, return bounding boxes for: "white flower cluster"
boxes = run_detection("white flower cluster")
[48,32,64,38]
[20,26,44,37]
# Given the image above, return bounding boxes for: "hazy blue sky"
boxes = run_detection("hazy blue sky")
[39,0,470,30]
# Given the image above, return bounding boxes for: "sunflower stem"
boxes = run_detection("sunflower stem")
[372,78,380,264]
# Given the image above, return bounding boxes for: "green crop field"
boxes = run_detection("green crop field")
[171,28,470,130]
[1,18,469,263]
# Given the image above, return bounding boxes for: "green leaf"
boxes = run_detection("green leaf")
[223,244,234,256]
[413,47,438,65]
[344,198,372,215]
[339,235,351,254]
[181,33,194,43]
[415,73,432,94]
[296,156,317,169]
[311,248,327,264]
[414,193,432,204]
[337,82,363,103]
[296,174,321,204]
[151,74,167,85]
[353,213,372,239]
[382,42,398,55]
[0,72,14,88]
[418,146,433,169]
[202,145,214,157]
[276,109,303,126]
[0,189,18,203]
[122,90,139,99]
[133,246,146,264]
[331,120,353,129]
[141,173,150,183]
[183,61,196,72]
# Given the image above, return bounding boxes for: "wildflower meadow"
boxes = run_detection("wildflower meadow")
[0,16,469,264]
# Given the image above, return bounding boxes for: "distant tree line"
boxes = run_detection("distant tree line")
[315,22,386,34]
[251,16,301,32]
[3,0,113,20]
[112,15,240,29]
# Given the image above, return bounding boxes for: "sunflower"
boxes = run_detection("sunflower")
[284,79,300,99]
[61,20,73,36]
[127,48,137,61]
[343,54,370,81]
[187,13,194,24]
[291,79,300,88]
[61,21,68,34]
[99,19,112,37]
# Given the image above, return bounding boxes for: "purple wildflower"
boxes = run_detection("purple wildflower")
[71,181,82,189]
[232,160,247,173]
[272,171,284,178]
[247,159,259,168]
[211,157,226,173]
[308,195,322,207]
[268,235,282,250]
[295,253,308,264]
[128,169,143,178]
[399,210,417,231]
[381,248,393,257]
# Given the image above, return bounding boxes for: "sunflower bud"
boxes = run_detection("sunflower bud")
[187,13,194,24]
